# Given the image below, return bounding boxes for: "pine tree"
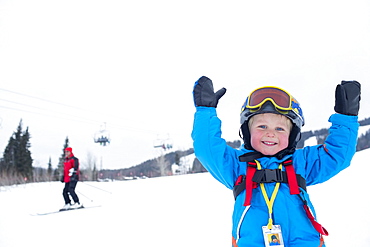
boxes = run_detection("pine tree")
[18,126,33,180]
[93,163,97,181]
[47,157,53,181]
[2,120,33,182]
[2,135,16,175]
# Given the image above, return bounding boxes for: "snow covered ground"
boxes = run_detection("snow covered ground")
[1,148,370,246]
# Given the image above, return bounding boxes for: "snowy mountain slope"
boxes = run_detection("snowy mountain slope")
[0,148,369,247]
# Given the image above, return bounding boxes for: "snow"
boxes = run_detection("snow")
[303,136,318,147]
[359,125,370,136]
[1,148,370,246]
[172,153,195,175]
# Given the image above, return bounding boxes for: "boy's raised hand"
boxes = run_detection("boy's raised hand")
[334,80,361,116]
[193,76,226,108]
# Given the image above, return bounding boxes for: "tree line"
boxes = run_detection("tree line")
[0,120,99,186]
[0,120,32,185]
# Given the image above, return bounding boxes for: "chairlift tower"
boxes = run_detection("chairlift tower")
[153,134,174,176]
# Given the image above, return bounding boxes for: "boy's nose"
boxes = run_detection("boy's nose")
[266,131,275,137]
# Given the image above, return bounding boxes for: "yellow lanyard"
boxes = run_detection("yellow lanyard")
[255,160,282,230]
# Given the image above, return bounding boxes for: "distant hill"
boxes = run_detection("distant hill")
[297,117,370,150]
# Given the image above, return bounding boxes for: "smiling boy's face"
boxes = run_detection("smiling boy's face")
[249,113,291,155]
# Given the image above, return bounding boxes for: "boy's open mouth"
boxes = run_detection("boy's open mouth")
[262,141,277,146]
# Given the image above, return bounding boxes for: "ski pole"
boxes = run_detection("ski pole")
[80,182,112,194]
[76,190,94,202]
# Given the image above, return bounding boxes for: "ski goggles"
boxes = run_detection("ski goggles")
[242,86,294,112]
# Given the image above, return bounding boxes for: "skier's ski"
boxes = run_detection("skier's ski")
[59,204,85,212]
[31,205,101,216]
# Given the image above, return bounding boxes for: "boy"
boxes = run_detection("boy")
[192,76,360,247]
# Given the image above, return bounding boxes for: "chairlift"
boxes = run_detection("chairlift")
[153,135,173,151]
[94,123,111,146]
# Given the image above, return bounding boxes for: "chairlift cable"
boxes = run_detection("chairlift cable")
[0,98,101,125]
[0,88,83,111]
[0,87,151,130]
[0,90,161,135]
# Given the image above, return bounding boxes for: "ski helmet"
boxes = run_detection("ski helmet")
[240,86,305,151]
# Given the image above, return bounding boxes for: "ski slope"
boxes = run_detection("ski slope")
[0,148,369,247]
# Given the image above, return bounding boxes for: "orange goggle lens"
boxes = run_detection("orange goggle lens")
[247,87,292,110]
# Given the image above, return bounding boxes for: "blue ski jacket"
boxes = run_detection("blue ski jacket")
[191,107,359,247]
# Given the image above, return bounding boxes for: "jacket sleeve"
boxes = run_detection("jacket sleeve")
[191,107,241,189]
[296,114,359,186]
[73,157,79,170]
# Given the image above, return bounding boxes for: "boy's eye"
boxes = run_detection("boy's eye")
[276,127,285,131]
[258,125,267,129]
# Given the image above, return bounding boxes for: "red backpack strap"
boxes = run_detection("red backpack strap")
[282,159,300,195]
[303,205,329,236]
[233,175,245,200]
[244,162,257,206]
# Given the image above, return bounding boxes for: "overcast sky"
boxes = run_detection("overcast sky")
[1,0,369,170]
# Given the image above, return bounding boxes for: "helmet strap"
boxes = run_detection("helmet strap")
[240,122,253,150]
[289,125,301,149]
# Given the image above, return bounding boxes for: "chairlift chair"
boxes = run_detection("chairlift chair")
[94,126,111,146]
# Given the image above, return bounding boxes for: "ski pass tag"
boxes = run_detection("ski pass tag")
[262,225,284,247]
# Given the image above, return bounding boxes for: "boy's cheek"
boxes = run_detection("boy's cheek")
[276,138,289,152]
[280,133,290,148]
[250,135,261,151]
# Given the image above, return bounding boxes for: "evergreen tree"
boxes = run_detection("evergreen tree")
[47,157,53,181]
[18,126,33,180]
[56,137,69,180]
[93,163,97,181]
[53,168,60,181]
[175,152,181,165]
[2,120,33,181]
[2,135,16,175]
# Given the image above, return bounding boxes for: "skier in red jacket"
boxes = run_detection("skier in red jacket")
[61,147,82,210]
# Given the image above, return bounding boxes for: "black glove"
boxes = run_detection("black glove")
[193,76,226,108]
[334,80,361,116]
